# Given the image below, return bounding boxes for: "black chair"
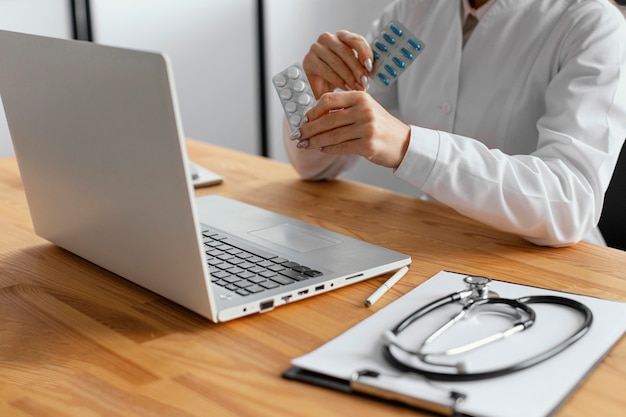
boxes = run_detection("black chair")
[599,141,626,251]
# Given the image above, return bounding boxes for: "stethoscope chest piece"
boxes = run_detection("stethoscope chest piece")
[463,275,493,301]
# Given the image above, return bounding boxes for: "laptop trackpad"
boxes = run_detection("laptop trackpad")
[249,223,341,253]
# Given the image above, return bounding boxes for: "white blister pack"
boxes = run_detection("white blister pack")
[272,63,316,133]
[370,19,425,88]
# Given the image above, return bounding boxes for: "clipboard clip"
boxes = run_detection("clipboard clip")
[351,369,466,416]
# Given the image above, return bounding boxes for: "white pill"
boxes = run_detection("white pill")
[273,73,287,87]
[297,94,311,106]
[289,114,302,126]
[285,102,297,113]
[280,88,293,100]
[293,80,306,93]
[287,66,301,79]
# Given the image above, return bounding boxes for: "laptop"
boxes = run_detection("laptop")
[0,30,411,322]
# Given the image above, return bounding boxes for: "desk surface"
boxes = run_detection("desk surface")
[1,140,625,417]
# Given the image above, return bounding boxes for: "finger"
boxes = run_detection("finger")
[319,138,363,156]
[316,31,371,90]
[303,47,349,95]
[304,124,361,151]
[304,91,359,123]
[302,103,366,149]
[336,30,374,81]
[311,33,361,90]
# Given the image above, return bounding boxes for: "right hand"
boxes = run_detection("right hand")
[302,30,374,99]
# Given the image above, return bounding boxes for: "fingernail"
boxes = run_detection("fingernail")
[364,57,373,72]
[296,139,309,149]
[290,129,301,140]
[361,75,369,88]
[344,83,351,91]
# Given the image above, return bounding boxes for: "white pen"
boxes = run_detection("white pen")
[365,266,409,307]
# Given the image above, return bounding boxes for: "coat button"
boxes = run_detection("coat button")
[441,102,452,114]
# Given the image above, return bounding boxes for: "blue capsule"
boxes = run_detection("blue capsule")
[401,48,414,60]
[392,57,405,68]
[408,38,422,51]
[377,73,390,86]
[389,24,403,37]
[369,20,424,88]
[384,65,398,77]
[382,33,396,45]
[375,41,389,53]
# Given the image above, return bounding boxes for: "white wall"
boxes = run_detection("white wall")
[264,0,422,197]
[0,0,73,158]
[91,0,260,155]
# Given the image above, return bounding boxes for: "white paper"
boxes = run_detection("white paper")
[291,271,626,417]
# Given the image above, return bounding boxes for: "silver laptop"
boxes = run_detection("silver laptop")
[0,30,411,322]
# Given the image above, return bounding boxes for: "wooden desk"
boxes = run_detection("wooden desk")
[1,140,624,417]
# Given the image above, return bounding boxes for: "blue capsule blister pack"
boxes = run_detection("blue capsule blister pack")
[272,63,317,133]
[370,19,424,88]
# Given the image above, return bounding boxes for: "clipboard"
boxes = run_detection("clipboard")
[284,366,467,416]
[283,271,626,417]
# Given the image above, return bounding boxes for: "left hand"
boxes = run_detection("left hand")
[294,91,411,169]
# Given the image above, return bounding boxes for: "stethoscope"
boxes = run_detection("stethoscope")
[381,276,593,381]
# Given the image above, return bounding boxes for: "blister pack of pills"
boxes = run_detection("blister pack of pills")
[272,63,316,133]
[370,19,425,88]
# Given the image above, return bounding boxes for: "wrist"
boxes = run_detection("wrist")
[394,124,411,169]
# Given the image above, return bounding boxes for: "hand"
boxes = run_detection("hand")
[294,91,411,169]
[303,30,374,99]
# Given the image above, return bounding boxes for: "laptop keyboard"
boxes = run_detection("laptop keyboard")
[201,225,324,297]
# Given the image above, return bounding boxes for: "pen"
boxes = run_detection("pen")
[365,266,409,307]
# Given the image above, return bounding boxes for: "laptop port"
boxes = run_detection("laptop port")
[259,300,274,312]
[315,284,325,292]
[297,289,309,296]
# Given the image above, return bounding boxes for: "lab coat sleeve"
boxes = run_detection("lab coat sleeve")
[396,6,626,247]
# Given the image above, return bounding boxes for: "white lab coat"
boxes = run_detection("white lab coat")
[284,0,626,247]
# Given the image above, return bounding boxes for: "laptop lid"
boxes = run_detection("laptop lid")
[0,29,218,320]
[1,30,411,323]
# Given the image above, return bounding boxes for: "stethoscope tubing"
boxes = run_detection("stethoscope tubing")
[383,293,593,381]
